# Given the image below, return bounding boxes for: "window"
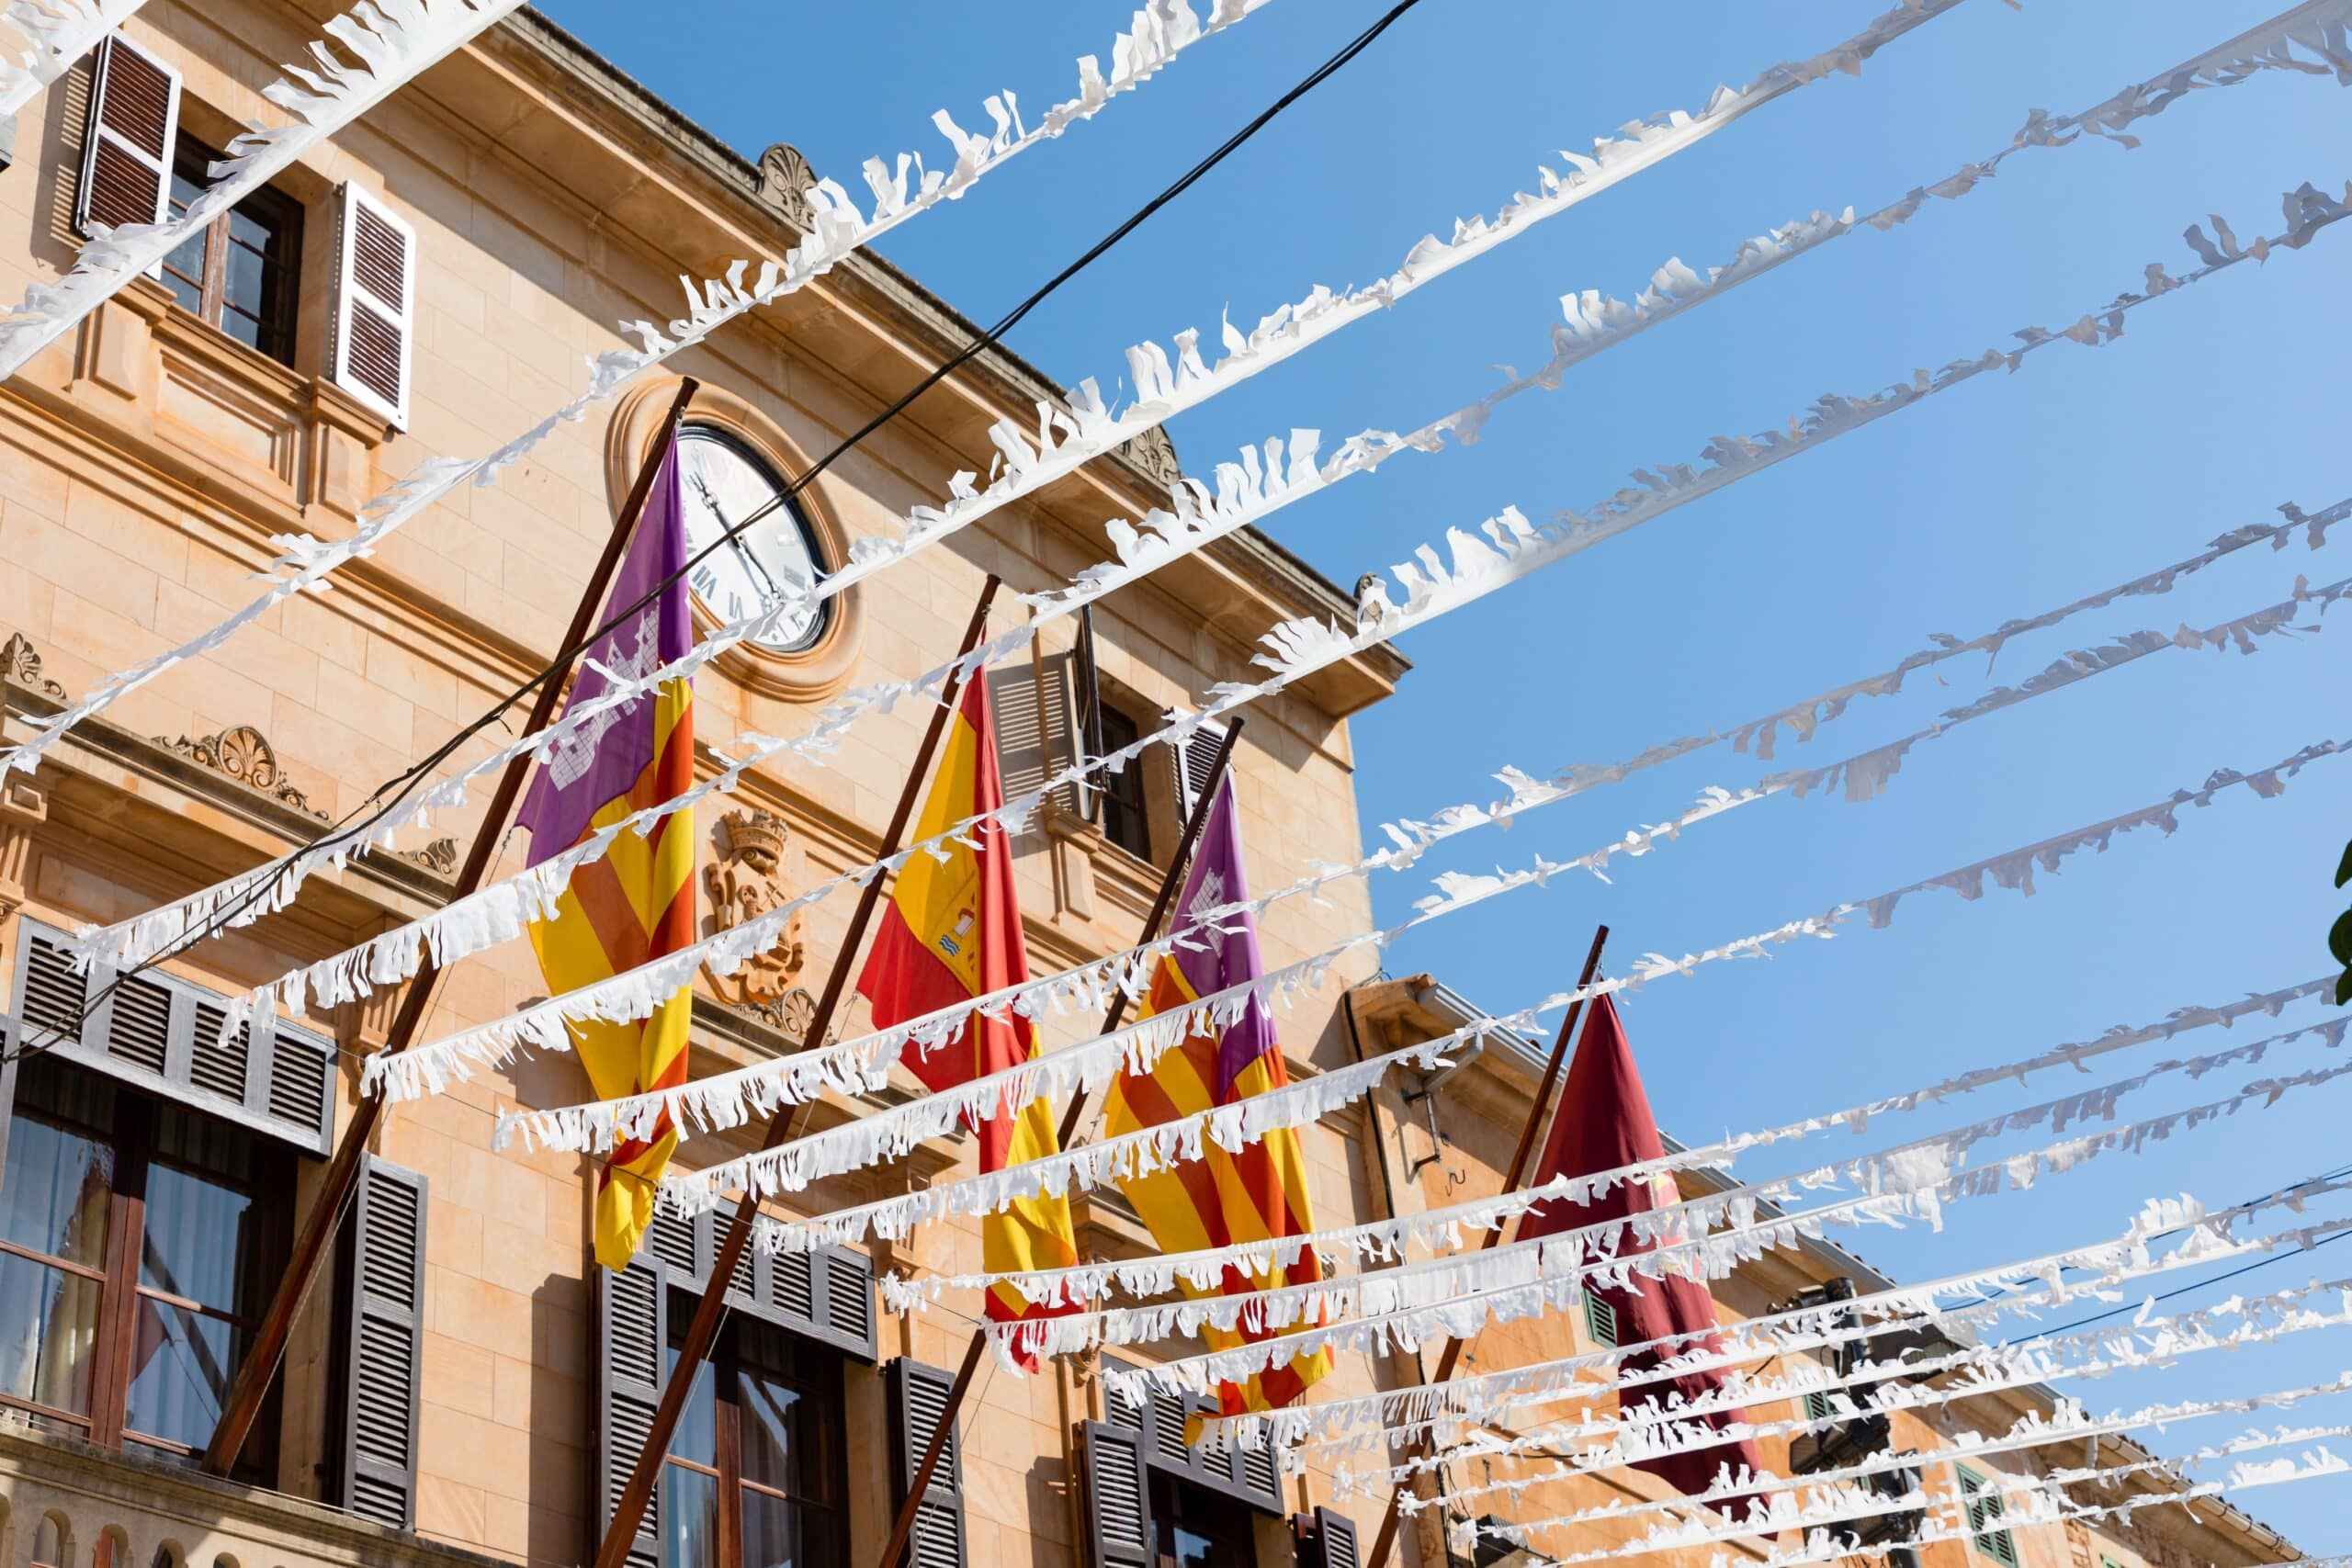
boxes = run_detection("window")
[161,137,301,367]
[1802,1390,1836,1423]
[1582,1292,1618,1348]
[661,1304,847,1568]
[1956,1465,2018,1565]
[0,1055,289,1473]
[1094,703,1150,860]
[1149,1472,1254,1568]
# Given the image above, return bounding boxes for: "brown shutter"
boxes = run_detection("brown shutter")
[1079,1419,1155,1568]
[1295,1506,1361,1568]
[328,183,414,429]
[887,1357,967,1568]
[334,1155,427,1529]
[595,1253,668,1568]
[74,33,179,237]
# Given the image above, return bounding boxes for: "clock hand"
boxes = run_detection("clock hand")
[690,471,789,604]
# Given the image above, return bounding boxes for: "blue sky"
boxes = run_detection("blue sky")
[550,1,2352,1547]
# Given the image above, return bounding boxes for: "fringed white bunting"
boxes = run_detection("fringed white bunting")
[0,0,152,115]
[0,0,1286,781]
[997,1016,2352,1363]
[881,980,2333,1314]
[218,168,2352,1078]
[63,0,1989,975]
[1457,1283,2352,1548]
[84,0,2338,1011]
[1302,1181,2352,1473]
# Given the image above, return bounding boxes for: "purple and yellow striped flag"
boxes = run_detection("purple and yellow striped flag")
[1102,774,1331,1418]
[518,434,695,1270]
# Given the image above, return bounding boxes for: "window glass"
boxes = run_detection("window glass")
[123,1296,240,1449]
[662,1333,719,1471]
[0,1251,101,1416]
[1151,1472,1253,1568]
[0,1062,116,1422]
[661,1464,718,1568]
[1096,705,1150,860]
[162,152,208,314]
[156,134,300,367]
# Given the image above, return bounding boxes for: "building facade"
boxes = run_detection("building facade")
[0,6,2313,1568]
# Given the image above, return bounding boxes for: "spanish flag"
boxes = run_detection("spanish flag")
[856,674,1078,1364]
[519,434,695,1271]
[1102,774,1331,1419]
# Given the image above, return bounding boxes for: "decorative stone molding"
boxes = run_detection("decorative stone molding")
[0,773,48,917]
[1116,425,1182,493]
[400,838,460,877]
[754,142,818,229]
[2,632,66,699]
[152,726,328,821]
[730,985,844,1050]
[702,807,808,1006]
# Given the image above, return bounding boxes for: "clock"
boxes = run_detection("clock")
[674,423,832,654]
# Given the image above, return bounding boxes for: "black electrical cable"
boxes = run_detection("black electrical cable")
[2,0,1430,1065]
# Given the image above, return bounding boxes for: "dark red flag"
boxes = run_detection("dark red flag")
[1521,994,1766,1515]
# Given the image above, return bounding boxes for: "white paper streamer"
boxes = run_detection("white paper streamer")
[1116,1018,2352,1399]
[0,0,1287,782]
[0,0,150,115]
[885,1002,2343,1322]
[111,0,2338,1016]
[1306,1182,2352,1473]
[1014,1019,2352,1362]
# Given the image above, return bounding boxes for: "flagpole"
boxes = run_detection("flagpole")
[198,378,702,1479]
[867,722,1247,1568]
[594,576,1001,1568]
[1365,922,1610,1566]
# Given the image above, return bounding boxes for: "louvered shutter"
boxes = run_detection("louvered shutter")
[1080,1419,1154,1568]
[596,1252,668,1568]
[4,921,334,1154]
[642,1204,877,1360]
[335,1155,426,1528]
[327,183,415,429]
[887,1358,967,1568]
[988,660,1051,807]
[1102,1360,1282,1513]
[1295,1506,1361,1568]
[75,33,178,237]
[1168,718,1229,822]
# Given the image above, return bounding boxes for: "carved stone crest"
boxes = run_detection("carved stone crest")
[1,633,66,699]
[1117,425,1182,491]
[702,807,807,1007]
[154,725,326,819]
[755,143,819,230]
[401,837,459,876]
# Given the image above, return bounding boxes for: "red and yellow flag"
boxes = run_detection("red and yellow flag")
[1102,774,1331,1418]
[519,434,696,1270]
[857,674,1077,1363]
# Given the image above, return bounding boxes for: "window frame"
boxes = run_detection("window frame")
[1092,701,1152,862]
[160,135,302,368]
[0,1054,292,1474]
[1148,1469,1256,1568]
[660,1291,850,1568]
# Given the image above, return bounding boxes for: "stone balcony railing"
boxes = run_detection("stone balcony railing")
[0,1427,501,1568]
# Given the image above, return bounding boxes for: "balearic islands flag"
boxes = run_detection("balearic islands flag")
[1520,994,1766,1508]
[856,674,1078,1364]
[1102,774,1333,1417]
[520,434,696,1271]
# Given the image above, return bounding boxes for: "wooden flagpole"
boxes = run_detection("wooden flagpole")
[1365,922,1610,1566]
[869,721,1245,1568]
[200,377,702,1478]
[594,576,1001,1568]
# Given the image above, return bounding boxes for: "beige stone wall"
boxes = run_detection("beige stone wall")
[0,4,1397,1567]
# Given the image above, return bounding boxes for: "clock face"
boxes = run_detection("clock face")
[675,424,831,654]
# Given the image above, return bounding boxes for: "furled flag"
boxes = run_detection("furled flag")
[520,434,696,1272]
[1102,773,1332,1418]
[855,673,1078,1366]
[1520,994,1766,1510]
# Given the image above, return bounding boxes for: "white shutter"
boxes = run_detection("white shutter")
[74,33,178,237]
[328,182,415,429]
[1167,716,1229,823]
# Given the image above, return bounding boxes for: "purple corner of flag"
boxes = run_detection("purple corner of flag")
[517,434,692,866]
[1168,777,1277,1100]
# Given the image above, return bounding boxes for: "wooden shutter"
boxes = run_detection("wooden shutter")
[1080,1419,1155,1568]
[1295,1506,1361,1568]
[1958,1467,2018,1565]
[5,921,335,1155]
[1583,1291,1620,1348]
[642,1204,876,1361]
[75,33,179,236]
[595,1253,668,1568]
[335,1156,426,1529]
[328,183,415,429]
[1102,1359,1282,1513]
[887,1358,967,1568]
[1168,718,1229,822]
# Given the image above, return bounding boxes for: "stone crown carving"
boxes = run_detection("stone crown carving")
[702,806,808,1009]
[2,632,66,700]
[153,725,327,820]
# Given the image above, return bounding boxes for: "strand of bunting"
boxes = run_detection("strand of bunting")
[0,0,153,115]
[0,0,1295,773]
[69,0,2350,1007]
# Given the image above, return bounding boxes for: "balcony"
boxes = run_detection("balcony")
[0,1423,499,1568]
